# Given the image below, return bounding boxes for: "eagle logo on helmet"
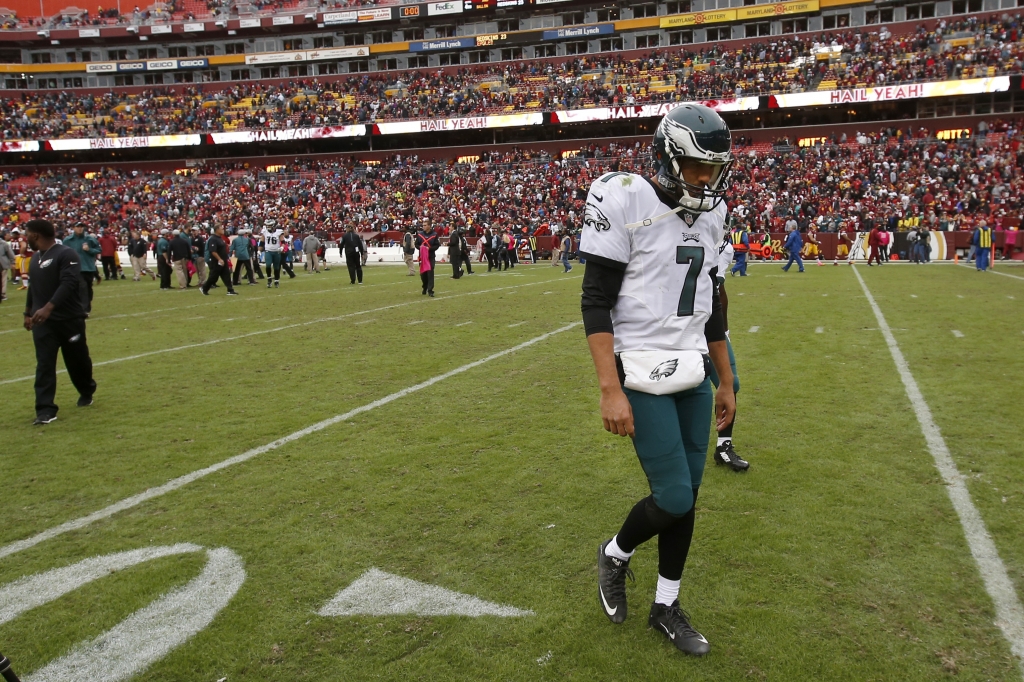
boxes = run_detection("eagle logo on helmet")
[649,359,679,381]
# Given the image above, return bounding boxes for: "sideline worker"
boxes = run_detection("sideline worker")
[22,219,95,425]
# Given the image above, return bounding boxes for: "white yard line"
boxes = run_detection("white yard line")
[854,266,1024,675]
[0,276,577,386]
[507,321,527,328]
[0,321,581,561]
[455,321,473,327]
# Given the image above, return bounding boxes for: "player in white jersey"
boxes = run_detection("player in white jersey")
[582,104,736,657]
[261,219,284,288]
[708,236,749,471]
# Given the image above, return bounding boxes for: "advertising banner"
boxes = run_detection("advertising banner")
[735,0,818,20]
[409,37,476,51]
[426,0,463,13]
[768,76,1010,108]
[146,59,177,70]
[85,63,116,73]
[551,97,760,124]
[150,24,173,33]
[0,141,40,153]
[116,61,147,72]
[177,58,209,69]
[272,15,294,25]
[183,22,205,32]
[357,7,393,22]
[660,9,736,27]
[323,11,357,24]
[78,28,100,37]
[209,126,365,144]
[245,51,309,65]
[46,135,202,151]
[238,18,262,28]
[542,23,614,40]
[375,112,543,134]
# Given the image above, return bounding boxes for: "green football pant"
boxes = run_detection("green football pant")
[623,379,713,516]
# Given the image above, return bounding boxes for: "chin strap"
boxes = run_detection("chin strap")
[625,205,687,230]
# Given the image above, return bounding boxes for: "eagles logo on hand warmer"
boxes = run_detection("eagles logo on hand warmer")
[650,359,679,381]
[585,202,611,232]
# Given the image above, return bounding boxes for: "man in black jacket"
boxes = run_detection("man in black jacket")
[22,219,95,425]
[128,229,155,281]
[201,224,238,296]
[340,225,364,284]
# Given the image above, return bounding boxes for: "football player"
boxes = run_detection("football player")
[261,219,284,288]
[803,222,824,266]
[580,105,736,657]
[710,236,749,472]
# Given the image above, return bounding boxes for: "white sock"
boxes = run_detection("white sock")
[604,535,633,561]
[655,575,680,607]
[717,437,730,447]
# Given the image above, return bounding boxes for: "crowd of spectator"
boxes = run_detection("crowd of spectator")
[2,16,1024,140]
[0,121,1021,248]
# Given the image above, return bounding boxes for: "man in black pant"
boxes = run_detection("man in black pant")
[416,220,440,296]
[340,224,364,284]
[22,219,96,425]
[156,229,173,290]
[201,224,238,297]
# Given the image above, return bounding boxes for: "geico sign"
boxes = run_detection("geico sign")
[178,59,208,68]
[85,63,116,73]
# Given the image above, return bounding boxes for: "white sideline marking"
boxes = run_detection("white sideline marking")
[0,276,576,386]
[407,320,424,325]
[353,319,376,325]
[455,321,473,327]
[508,321,527,328]
[958,263,1024,281]
[854,266,1024,675]
[952,330,965,338]
[748,326,760,333]
[815,327,824,334]
[317,568,532,618]
[0,322,580,561]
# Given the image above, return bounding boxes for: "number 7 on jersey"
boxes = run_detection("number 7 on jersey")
[676,246,704,317]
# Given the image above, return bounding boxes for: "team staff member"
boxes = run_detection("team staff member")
[582,105,735,657]
[22,219,96,425]
[63,223,101,314]
[0,231,14,302]
[156,229,172,289]
[230,228,256,285]
[448,228,464,279]
[402,227,417,276]
[169,230,192,289]
[416,220,440,295]
[781,224,805,272]
[201,225,239,296]
[98,229,119,280]
[340,225,365,284]
[729,225,749,276]
[128,229,155,281]
[974,219,993,271]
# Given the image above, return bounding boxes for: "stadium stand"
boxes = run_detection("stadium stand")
[1,120,1019,242]
[0,18,1021,140]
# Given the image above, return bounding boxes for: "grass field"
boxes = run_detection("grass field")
[1,260,1022,681]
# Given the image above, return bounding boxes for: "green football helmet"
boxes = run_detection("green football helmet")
[652,104,733,212]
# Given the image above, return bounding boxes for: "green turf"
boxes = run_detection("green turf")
[0,262,1022,681]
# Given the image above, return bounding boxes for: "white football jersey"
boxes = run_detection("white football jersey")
[579,171,727,355]
[262,228,283,252]
[717,239,734,280]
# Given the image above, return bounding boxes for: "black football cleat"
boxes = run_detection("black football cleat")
[649,601,711,656]
[33,414,57,425]
[714,440,750,471]
[597,541,634,624]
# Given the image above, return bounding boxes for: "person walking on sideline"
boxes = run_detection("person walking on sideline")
[449,229,464,279]
[22,219,95,425]
[156,229,173,289]
[402,227,417,276]
[340,225,364,284]
[0,231,14,302]
[231,229,256,285]
[127,229,155,281]
[551,232,562,266]
[561,232,573,273]
[169,229,192,289]
[417,221,440,296]
[974,220,993,271]
[98,228,119,281]
[867,222,882,266]
[303,232,321,274]
[201,225,238,296]
[62,223,101,314]
[781,224,804,272]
